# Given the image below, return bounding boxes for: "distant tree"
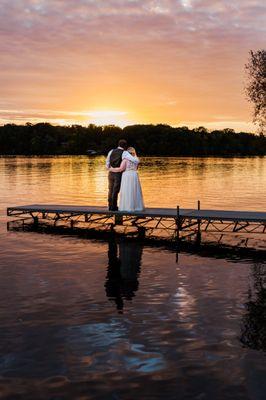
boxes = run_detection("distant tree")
[0,123,266,156]
[245,50,266,135]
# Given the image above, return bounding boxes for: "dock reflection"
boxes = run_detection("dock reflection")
[105,239,142,312]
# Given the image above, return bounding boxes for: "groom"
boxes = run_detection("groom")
[106,139,137,211]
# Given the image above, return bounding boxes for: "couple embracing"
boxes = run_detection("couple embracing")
[106,139,144,212]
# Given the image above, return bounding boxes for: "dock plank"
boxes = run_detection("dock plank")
[7,204,266,223]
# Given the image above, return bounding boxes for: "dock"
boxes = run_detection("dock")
[7,204,266,243]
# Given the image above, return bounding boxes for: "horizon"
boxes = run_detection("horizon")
[0,120,258,134]
[0,115,258,133]
[1,1,265,132]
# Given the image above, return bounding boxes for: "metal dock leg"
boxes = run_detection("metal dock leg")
[175,205,180,262]
[176,205,180,241]
[115,214,123,226]
[196,200,202,243]
[138,226,146,239]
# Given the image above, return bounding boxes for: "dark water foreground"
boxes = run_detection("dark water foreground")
[0,226,266,400]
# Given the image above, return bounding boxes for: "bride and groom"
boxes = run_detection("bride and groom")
[106,139,144,212]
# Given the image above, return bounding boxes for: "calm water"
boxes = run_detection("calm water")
[0,156,266,399]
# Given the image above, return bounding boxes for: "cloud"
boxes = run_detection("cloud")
[1,0,264,53]
[179,120,255,132]
[0,108,134,127]
[0,0,264,129]
[0,108,254,132]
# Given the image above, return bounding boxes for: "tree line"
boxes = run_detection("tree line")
[0,123,265,156]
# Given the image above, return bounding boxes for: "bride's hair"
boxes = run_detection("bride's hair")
[128,147,137,157]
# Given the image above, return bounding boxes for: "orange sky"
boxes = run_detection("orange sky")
[0,0,265,131]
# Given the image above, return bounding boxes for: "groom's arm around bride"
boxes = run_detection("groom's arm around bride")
[106,142,138,169]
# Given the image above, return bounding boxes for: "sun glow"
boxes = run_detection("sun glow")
[0,108,137,128]
[84,110,134,127]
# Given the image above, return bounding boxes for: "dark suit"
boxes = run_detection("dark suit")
[108,148,123,211]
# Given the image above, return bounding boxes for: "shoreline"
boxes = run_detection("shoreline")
[1,154,266,158]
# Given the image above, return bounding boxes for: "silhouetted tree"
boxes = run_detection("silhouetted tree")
[245,50,266,134]
[240,262,266,351]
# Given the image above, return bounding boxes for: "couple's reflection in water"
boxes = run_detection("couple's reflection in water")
[105,238,266,348]
[6,219,266,350]
[105,239,143,312]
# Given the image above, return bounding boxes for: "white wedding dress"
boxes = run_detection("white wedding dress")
[111,158,144,212]
[119,159,144,211]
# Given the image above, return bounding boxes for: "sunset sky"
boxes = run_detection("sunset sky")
[0,0,265,131]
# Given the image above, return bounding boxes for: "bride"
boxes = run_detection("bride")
[109,147,145,212]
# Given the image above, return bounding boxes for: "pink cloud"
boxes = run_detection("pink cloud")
[0,0,264,128]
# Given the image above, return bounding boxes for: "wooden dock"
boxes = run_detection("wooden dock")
[7,204,266,242]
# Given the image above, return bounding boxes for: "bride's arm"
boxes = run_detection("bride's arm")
[122,151,139,165]
[109,159,127,172]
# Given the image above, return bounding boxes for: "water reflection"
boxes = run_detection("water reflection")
[105,239,142,312]
[0,225,266,398]
[1,156,266,214]
[1,156,266,398]
[240,262,266,351]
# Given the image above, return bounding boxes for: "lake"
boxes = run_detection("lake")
[0,156,265,399]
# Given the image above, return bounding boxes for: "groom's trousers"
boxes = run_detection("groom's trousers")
[108,172,122,210]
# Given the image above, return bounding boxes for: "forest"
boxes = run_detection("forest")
[0,123,265,156]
